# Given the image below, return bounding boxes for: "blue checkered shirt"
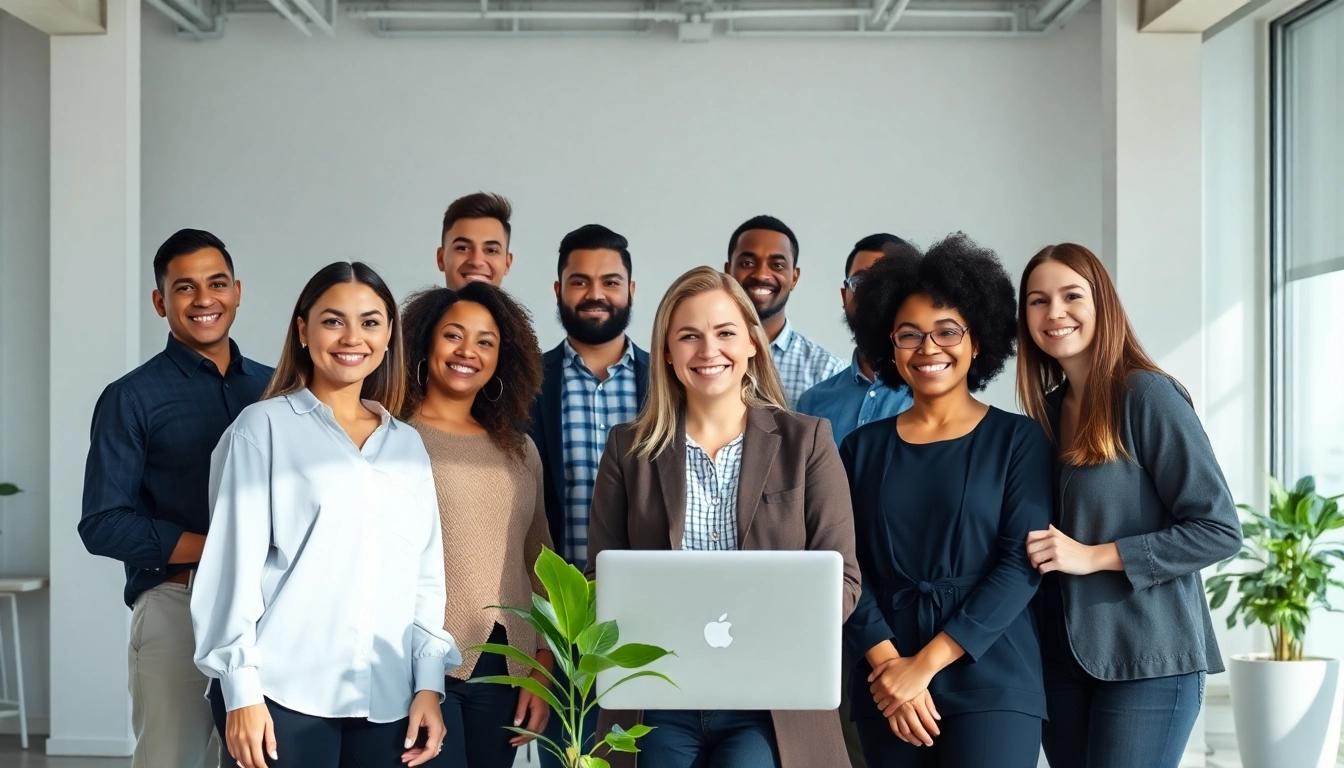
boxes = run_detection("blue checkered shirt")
[561,339,640,569]
[681,434,744,551]
[770,320,846,410]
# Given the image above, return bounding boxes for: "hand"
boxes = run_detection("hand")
[510,670,553,748]
[401,690,446,766]
[868,656,935,717]
[886,690,941,747]
[1026,525,1121,575]
[224,703,276,768]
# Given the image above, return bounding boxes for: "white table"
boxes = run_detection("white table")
[0,577,48,749]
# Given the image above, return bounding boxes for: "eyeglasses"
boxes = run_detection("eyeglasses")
[844,275,864,292]
[891,326,970,349]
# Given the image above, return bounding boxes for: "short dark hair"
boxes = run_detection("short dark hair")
[400,283,543,461]
[851,232,1017,393]
[441,192,513,244]
[557,224,633,280]
[845,233,907,278]
[726,215,799,264]
[152,228,233,291]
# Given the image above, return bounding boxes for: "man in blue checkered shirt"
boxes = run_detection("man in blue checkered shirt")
[527,224,650,768]
[725,215,846,408]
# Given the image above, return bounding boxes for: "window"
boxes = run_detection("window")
[1272,0,1344,496]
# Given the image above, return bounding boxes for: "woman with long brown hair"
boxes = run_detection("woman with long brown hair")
[585,266,861,768]
[399,283,554,768]
[1017,243,1241,768]
[192,262,459,768]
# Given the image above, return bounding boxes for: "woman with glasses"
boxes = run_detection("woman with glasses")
[841,234,1051,768]
[1017,244,1239,768]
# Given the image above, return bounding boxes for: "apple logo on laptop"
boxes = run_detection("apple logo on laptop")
[704,614,733,648]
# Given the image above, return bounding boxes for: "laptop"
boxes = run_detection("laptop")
[594,549,844,710]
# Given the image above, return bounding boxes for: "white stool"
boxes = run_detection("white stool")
[0,576,47,749]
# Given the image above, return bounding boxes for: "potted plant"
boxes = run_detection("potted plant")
[469,548,675,768]
[1207,475,1344,768]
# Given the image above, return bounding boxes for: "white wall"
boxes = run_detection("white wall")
[0,9,52,737]
[140,12,1104,412]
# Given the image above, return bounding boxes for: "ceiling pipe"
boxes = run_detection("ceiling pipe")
[263,0,314,34]
[290,0,337,35]
[353,8,687,20]
[883,0,914,29]
[145,0,208,37]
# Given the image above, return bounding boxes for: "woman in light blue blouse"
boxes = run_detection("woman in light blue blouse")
[191,262,461,768]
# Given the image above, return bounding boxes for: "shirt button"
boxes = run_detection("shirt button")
[711,497,719,505]
[597,384,603,391]
[711,531,720,542]
[600,424,606,430]
[868,391,875,398]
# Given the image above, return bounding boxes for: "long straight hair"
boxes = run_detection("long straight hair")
[1015,243,1165,466]
[630,267,787,459]
[264,261,407,415]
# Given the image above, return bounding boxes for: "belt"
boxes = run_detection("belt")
[886,575,983,642]
[165,570,194,586]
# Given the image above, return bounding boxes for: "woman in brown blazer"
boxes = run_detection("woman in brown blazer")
[585,266,862,768]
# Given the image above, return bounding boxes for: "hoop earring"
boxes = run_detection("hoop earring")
[483,377,505,403]
[417,360,428,387]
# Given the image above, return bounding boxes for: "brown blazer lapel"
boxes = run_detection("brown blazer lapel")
[653,409,688,549]
[736,406,781,545]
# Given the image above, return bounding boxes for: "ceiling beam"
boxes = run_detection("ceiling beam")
[0,0,103,34]
[1141,0,1248,31]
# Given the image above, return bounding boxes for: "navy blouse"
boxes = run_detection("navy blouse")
[840,407,1052,720]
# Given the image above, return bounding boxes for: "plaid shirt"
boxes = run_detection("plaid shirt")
[681,434,744,551]
[770,320,846,410]
[560,339,640,569]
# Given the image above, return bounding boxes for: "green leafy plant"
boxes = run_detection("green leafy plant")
[468,548,676,767]
[1207,475,1344,661]
[0,483,19,496]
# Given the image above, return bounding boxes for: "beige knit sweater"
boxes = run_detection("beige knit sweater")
[411,420,552,680]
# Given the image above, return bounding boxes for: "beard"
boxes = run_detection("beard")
[843,308,859,343]
[557,299,633,346]
[741,278,789,323]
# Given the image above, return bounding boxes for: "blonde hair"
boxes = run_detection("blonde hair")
[630,266,787,459]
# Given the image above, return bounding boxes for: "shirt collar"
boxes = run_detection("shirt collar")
[562,337,636,376]
[287,387,395,428]
[163,334,252,378]
[849,349,874,385]
[770,320,795,354]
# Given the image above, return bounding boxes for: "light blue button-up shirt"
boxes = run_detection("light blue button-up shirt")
[769,320,847,410]
[191,388,461,720]
[796,350,914,444]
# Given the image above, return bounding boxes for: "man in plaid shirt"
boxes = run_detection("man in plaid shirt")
[725,215,846,408]
[528,224,650,768]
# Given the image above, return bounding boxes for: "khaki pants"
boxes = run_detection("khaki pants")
[128,582,221,768]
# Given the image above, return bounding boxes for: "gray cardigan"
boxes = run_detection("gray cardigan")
[1047,371,1241,680]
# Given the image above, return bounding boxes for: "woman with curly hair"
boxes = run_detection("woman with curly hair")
[399,282,554,768]
[1018,244,1239,768]
[841,234,1052,768]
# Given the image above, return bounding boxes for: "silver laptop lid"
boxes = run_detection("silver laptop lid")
[594,549,843,711]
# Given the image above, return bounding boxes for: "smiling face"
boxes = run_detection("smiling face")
[555,247,634,346]
[666,289,759,404]
[891,293,977,400]
[424,300,500,401]
[1024,259,1097,367]
[296,281,393,392]
[438,217,513,289]
[726,229,799,322]
[151,247,241,353]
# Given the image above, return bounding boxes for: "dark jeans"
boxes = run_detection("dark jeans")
[420,623,520,768]
[638,709,781,768]
[855,710,1041,768]
[1042,663,1205,768]
[208,680,408,768]
[539,663,598,768]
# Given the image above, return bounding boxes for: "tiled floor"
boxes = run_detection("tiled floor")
[3,699,1341,768]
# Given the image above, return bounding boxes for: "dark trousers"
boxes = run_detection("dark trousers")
[208,680,408,768]
[539,663,598,768]
[1042,663,1204,768]
[638,709,781,768]
[855,710,1041,768]
[425,623,521,768]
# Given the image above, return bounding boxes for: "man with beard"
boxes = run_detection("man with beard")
[528,224,648,768]
[797,234,917,444]
[725,215,846,408]
[796,233,917,768]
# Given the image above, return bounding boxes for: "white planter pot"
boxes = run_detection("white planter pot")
[1229,654,1343,768]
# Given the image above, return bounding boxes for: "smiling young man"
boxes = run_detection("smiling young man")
[437,192,514,289]
[527,224,649,768]
[79,229,273,768]
[725,215,845,408]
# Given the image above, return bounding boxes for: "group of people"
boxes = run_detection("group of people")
[79,190,1243,768]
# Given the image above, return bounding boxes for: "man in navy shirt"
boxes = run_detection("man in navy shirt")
[80,229,272,768]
